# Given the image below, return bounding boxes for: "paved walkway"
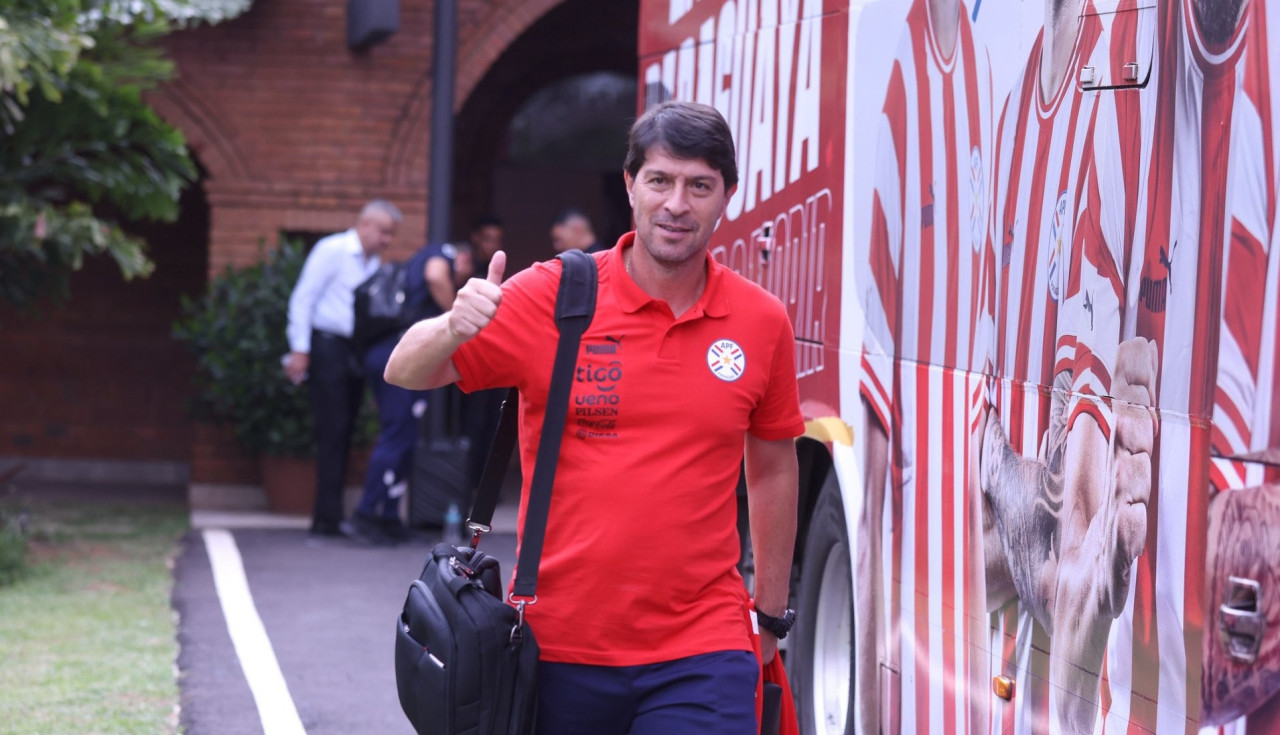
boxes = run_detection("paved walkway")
[7,474,522,735]
[175,517,518,735]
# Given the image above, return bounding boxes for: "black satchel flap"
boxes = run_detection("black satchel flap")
[425,543,504,599]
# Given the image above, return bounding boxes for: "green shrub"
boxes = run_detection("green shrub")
[173,238,376,458]
[173,239,315,457]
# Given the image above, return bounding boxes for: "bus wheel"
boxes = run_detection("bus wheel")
[794,471,854,735]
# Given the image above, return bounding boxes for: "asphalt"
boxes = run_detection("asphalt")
[174,522,519,735]
[7,476,521,735]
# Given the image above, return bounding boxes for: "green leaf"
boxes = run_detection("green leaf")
[172,239,323,457]
[0,0,250,310]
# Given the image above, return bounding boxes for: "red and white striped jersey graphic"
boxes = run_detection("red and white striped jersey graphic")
[861,0,994,420]
[1201,0,1278,484]
[986,15,1103,729]
[1088,0,1278,732]
[1192,0,1279,729]
[983,5,1159,733]
[857,0,994,731]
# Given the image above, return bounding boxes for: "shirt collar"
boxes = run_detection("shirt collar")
[343,229,379,265]
[608,231,730,319]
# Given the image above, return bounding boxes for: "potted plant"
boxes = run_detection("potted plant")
[174,239,330,514]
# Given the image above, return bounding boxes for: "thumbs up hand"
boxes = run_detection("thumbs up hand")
[448,250,506,341]
[485,251,506,286]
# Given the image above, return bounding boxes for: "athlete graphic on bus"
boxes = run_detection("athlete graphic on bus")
[856,0,993,730]
[640,0,1279,730]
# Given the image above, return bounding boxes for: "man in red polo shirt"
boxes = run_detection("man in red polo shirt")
[385,100,804,734]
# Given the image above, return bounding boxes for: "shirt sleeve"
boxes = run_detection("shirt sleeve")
[749,309,806,441]
[286,236,340,354]
[860,60,908,433]
[452,261,559,393]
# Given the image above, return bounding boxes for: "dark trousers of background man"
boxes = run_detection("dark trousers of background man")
[358,336,425,522]
[308,330,364,534]
[462,387,505,493]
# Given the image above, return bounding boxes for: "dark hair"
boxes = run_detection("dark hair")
[470,213,503,232]
[624,101,738,190]
[550,207,591,228]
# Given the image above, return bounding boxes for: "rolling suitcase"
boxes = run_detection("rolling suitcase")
[408,386,472,528]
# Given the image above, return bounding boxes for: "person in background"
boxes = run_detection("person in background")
[550,207,606,254]
[385,100,802,733]
[343,238,476,544]
[458,215,508,495]
[284,199,401,538]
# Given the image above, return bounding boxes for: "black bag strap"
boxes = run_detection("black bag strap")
[466,385,518,532]
[466,250,598,598]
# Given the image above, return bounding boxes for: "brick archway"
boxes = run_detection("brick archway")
[146,80,254,185]
[450,0,639,259]
[385,0,566,188]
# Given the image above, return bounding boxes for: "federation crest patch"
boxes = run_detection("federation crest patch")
[1046,190,1071,303]
[707,339,746,382]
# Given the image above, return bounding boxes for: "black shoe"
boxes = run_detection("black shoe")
[379,517,410,544]
[309,519,342,537]
[340,513,393,546]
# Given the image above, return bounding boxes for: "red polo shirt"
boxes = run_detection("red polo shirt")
[453,233,805,665]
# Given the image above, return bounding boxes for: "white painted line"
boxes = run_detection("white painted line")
[203,529,308,735]
[191,510,310,531]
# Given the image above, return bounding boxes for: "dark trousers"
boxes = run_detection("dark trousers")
[535,651,759,735]
[357,336,425,520]
[461,386,505,490]
[308,331,364,529]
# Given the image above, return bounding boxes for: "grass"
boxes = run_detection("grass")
[0,498,188,734]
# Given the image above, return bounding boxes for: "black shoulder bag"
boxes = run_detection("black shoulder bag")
[352,261,411,353]
[395,249,597,735]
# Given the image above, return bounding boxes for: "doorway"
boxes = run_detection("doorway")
[452,0,639,274]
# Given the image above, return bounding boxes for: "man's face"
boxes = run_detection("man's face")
[470,225,503,259]
[550,218,589,253]
[625,146,733,267]
[355,211,397,257]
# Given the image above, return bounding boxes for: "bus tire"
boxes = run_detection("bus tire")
[793,470,855,735]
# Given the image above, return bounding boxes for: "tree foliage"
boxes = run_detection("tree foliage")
[0,0,251,310]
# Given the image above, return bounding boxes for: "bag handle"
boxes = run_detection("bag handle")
[466,250,598,598]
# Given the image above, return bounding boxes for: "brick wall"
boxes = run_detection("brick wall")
[150,0,568,275]
[0,181,209,462]
[150,0,571,482]
[0,0,637,486]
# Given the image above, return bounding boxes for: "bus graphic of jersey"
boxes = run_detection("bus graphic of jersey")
[637,0,1280,731]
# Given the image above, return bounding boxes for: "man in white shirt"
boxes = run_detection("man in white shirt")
[284,199,401,536]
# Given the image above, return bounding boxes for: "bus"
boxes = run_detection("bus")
[637,0,1279,732]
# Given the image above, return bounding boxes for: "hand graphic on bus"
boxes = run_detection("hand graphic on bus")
[979,336,1157,731]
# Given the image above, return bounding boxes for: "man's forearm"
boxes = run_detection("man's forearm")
[390,253,505,390]
[745,436,799,613]
[384,314,464,390]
